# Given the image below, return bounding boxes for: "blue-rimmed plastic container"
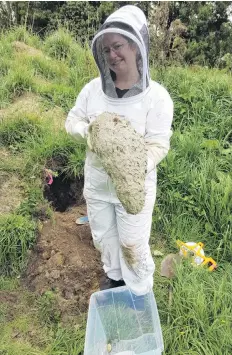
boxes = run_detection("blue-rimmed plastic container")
[84,286,164,355]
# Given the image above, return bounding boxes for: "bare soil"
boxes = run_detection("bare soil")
[22,205,103,318]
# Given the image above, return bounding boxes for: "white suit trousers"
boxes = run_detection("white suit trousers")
[86,180,156,296]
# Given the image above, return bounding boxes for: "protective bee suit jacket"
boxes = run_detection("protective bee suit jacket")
[65,5,173,295]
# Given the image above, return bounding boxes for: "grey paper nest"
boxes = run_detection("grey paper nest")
[89,112,147,214]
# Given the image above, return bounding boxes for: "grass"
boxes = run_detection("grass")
[162,262,232,355]
[0,288,86,355]
[0,27,231,354]
[96,298,155,342]
[0,214,36,275]
[37,291,62,326]
[0,277,20,291]
[3,25,42,48]
[151,67,232,259]
[5,66,35,97]
[0,113,43,151]
[43,28,79,60]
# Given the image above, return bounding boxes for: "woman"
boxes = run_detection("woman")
[65,5,173,296]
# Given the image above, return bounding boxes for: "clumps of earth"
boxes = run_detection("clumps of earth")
[89,112,147,214]
[22,205,103,319]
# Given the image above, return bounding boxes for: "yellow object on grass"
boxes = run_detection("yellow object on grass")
[176,240,217,271]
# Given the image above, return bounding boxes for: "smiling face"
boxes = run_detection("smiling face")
[102,33,138,76]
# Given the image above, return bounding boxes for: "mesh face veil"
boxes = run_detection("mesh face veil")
[91,6,150,99]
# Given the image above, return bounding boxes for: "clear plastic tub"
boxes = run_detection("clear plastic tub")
[84,286,164,355]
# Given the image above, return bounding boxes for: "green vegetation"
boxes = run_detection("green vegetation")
[0,27,231,354]
[0,214,36,275]
[37,291,61,325]
[152,66,232,261]
[162,262,232,355]
[0,289,87,355]
[0,114,43,150]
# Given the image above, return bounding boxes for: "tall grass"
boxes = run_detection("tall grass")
[152,67,232,137]
[5,66,35,97]
[3,25,42,48]
[162,262,232,355]
[0,28,96,110]
[43,28,79,60]
[151,66,232,261]
[0,113,43,150]
[27,55,69,81]
[0,214,36,276]
[22,129,86,179]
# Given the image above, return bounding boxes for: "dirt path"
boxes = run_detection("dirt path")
[22,205,103,318]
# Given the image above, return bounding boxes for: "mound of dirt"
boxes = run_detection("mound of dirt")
[0,92,66,129]
[13,41,43,57]
[22,205,103,318]
[0,93,41,122]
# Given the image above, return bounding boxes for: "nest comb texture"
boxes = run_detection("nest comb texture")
[89,112,147,214]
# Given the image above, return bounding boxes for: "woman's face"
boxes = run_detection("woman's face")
[102,33,137,75]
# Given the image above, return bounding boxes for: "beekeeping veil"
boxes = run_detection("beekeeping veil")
[91,5,150,98]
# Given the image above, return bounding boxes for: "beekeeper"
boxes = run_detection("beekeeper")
[65,5,173,296]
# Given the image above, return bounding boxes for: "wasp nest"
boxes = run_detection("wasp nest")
[89,112,147,214]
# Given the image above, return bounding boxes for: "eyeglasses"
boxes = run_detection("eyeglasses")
[102,42,128,56]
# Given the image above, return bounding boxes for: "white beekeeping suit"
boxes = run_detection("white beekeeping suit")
[65,5,173,295]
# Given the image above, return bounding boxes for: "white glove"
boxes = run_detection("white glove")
[84,125,93,151]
